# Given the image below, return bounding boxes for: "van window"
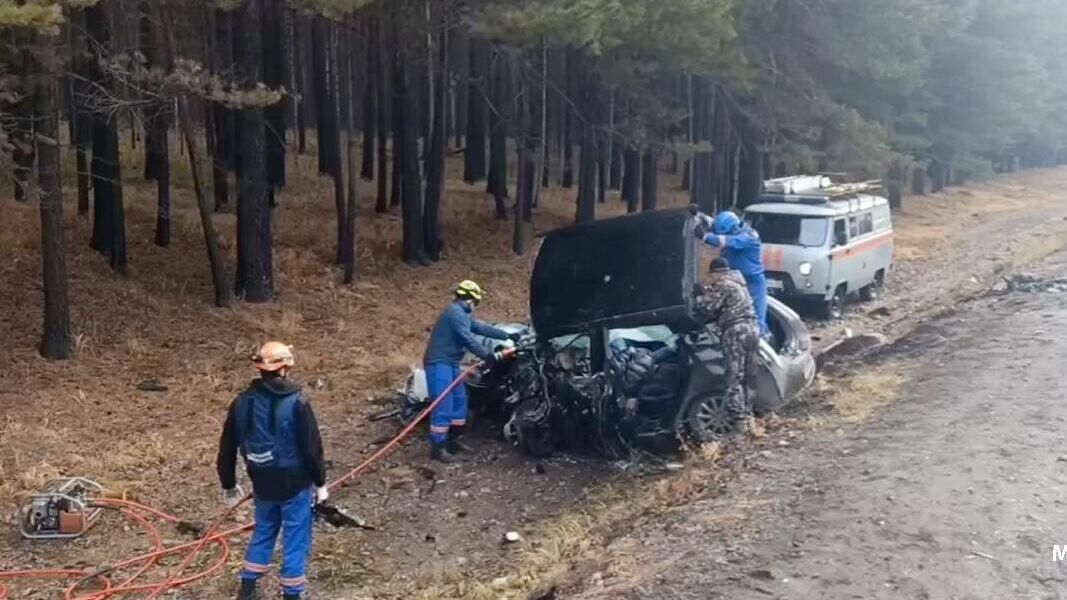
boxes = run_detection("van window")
[848,217,859,238]
[833,219,848,247]
[746,213,829,247]
[859,213,873,236]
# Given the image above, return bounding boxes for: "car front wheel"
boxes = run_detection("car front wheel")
[820,285,846,320]
[685,392,734,443]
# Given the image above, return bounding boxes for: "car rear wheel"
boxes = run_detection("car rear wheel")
[820,285,846,320]
[859,271,885,302]
[685,392,734,443]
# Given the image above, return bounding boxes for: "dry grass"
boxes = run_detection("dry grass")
[892,170,1067,263]
[811,370,904,423]
[410,444,725,600]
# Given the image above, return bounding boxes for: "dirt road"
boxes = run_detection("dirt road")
[569,252,1067,600]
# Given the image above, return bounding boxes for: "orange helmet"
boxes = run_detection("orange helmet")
[253,341,295,372]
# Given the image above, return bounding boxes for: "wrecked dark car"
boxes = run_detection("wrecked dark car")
[463,209,817,457]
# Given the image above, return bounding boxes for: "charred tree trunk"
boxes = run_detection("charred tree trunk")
[463,37,488,183]
[234,0,273,302]
[328,25,347,265]
[575,124,597,223]
[179,99,231,307]
[423,5,448,263]
[737,149,763,209]
[887,162,903,210]
[374,14,390,212]
[262,0,286,192]
[10,59,35,203]
[86,0,126,274]
[292,13,307,153]
[641,149,658,211]
[68,9,91,216]
[211,9,234,211]
[486,49,508,220]
[928,160,946,193]
[35,35,72,359]
[911,164,927,195]
[622,146,641,213]
[311,16,337,177]
[361,18,378,181]
[394,28,425,264]
[141,1,172,247]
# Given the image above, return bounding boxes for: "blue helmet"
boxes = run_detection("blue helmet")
[712,211,741,235]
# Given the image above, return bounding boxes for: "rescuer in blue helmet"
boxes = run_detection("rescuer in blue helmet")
[696,210,769,336]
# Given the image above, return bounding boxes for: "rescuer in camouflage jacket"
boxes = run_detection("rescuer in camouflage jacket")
[694,257,761,433]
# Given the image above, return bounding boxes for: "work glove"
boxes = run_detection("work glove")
[483,351,504,369]
[222,486,244,509]
[314,486,329,505]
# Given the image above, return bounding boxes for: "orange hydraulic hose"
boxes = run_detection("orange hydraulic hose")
[0,356,501,599]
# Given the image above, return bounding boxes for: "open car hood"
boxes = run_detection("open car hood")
[530,209,698,338]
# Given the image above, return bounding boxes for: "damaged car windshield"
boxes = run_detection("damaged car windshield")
[748,213,828,247]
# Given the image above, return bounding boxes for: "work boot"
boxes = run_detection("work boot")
[447,426,473,454]
[235,579,259,600]
[430,443,455,463]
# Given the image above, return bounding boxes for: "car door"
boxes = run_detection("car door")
[827,218,850,298]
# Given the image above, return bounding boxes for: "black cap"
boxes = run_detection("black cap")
[709,257,730,272]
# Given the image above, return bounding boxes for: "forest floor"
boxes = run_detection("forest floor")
[2,149,1067,599]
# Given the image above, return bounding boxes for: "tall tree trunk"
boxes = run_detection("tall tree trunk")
[35,34,72,359]
[86,0,126,274]
[10,49,34,203]
[575,132,596,222]
[622,146,640,213]
[394,24,425,264]
[361,19,378,181]
[641,148,658,211]
[911,164,927,195]
[463,37,488,183]
[329,25,347,265]
[68,8,91,216]
[737,136,764,209]
[337,27,358,279]
[179,99,231,307]
[375,13,390,212]
[234,0,273,302]
[292,12,307,154]
[262,0,286,192]
[311,16,337,177]
[141,1,171,247]
[211,9,234,211]
[423,3,448,263]
[487,48,508,220]
[561,49,575,188]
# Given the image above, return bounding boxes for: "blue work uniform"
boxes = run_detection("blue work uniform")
[423,300,510,444]
[217,377,326,596]
[702,226,769,335]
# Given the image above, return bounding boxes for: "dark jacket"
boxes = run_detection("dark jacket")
[217,377,326,502]
[695,269,757,333]
[423,300,510,365]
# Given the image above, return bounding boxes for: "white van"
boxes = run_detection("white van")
[744,176,894,319]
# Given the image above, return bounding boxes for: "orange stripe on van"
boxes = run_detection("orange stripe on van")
[830,231,894,259]
[761,245,785,271]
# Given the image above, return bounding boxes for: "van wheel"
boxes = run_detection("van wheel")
[685,392,734,443]
[860,271,885,302]
[820,285,846,320]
